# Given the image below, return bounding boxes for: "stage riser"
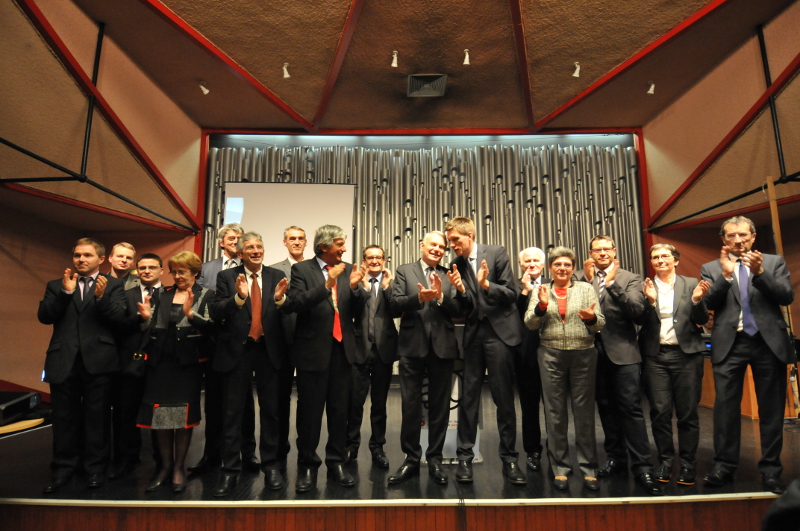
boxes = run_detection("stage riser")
[0,500,773,530]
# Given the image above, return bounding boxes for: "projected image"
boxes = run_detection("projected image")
[224,197,244,224]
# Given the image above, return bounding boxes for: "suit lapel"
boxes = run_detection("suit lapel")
[672,276,684,317]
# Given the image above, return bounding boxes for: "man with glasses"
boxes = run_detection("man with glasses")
[700,216,794,494]
[582,235,662,495]
[639,244,710,487]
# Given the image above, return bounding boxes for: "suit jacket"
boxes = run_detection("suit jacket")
[210,265,287,373]
[270,258,298,350]
[638,275,709,358]
[198,256,241,291]
[390,262,460,360]
[355,275,398,365]
[450,244,524,348]
[281,258,365,371]
[144,283,215,367]
[115,286,160,370]
[578,266,646,365]
[700,254,795,364]
[270,258,293,280]
[516,276,548,366]
[37,274,127,384]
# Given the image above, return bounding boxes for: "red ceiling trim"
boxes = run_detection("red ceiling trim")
[648,48,800,226]
[136,0,313,132]
[1,183,195,234]
[14,0,200,231]
[508,0,536,132]
[533,0,734,130]
[194,132,210,255]
[652,193,800,233]
[312,0,366,131]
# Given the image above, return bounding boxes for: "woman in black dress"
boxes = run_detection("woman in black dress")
[137,251,214,493]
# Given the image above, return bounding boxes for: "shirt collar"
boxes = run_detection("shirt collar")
[316,256,331,270]
[82,271,100,281]
[653,275,675,289]
[468,243,478,262]
[288,256,299,265]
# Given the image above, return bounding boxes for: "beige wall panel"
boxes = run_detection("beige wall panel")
[775,72,800,174]
[34,0,98,77]
[657,110,800,225]
[643,37,765,216]
[763,0,800,78]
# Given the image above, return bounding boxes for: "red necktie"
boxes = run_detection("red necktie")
[248,273,263,340]
[326,265,343,342]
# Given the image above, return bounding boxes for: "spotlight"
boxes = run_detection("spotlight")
[463,49,470,66]
[647,81,655,95]
[572,62,580,78]
[283,62,290,79]
[391,51,398,68]
[199,81,209,95]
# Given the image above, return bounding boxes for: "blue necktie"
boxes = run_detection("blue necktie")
[738,260,758,336]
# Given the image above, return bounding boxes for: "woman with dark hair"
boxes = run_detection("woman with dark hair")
[137,251,214,493]
[524,247,605,491]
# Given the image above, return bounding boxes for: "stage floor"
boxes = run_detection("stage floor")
[1,383,798,504]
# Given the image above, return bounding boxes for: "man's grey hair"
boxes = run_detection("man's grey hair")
[236,231,263,253]
[283,225,306,239]
[314,225,347,256]
[719,216,756,237]
[519,247,545,264]
[423,231,447,247]
[217,223,244,241]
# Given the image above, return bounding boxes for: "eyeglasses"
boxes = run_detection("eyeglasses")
[590,247,614,254]
[650,254,674,262]
[364,256,384,262]
[723,232,752,242]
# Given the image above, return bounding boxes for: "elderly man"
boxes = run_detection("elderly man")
[700,216,794,494]
[281,225,366,492]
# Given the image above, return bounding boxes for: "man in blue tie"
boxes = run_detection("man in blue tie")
[700,216,795,494]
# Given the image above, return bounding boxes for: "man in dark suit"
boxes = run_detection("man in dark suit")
[700,216,795,494]
[582,234,661,495]
[515,247,546,473]
[281,224,366,492]
[210,232,289,496]
[107,242,140,290]
[345,245,398,469]
[37,238,126,493]
[269,225,307,472]
[387,231,460,486]
[444,217,526,485]
[109,253,163,480]
[192,222,259,475]
[639,244,709,487]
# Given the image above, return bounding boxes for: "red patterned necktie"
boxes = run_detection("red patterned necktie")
[248,273,263,339]
[325,265,343,342]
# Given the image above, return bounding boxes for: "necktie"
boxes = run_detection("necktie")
[597,270,606,295]
[368,277,378,343]
[325,266,343,342]
[425,267,433,288]
[145,286,154,299]
[225,259,236,270]
[80,277,93,301]
[738,260,758,335]
[370,277,379,299]
[248,272,263,339]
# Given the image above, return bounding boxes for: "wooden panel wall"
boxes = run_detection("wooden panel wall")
[0,499,774,531]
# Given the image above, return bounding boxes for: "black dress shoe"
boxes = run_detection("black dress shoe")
[371,450,390,469]
[703,470,733,487]
[583,477,600,491]
[598,459,625,477]
[296,468,317,493]
[763,474,786,495]
[327,463,356,487]
[654,464,672,483]
[635,472,664,495]
[264,468,285,490]
[172,482,186,493]
[502,462,527,485]
[109,459,140,480]
[455,460,473,483]
[553,476,569,490]
[188,454,219,473]
[86,474,104,489]
[146,477,170,492]
[676,467,696,486]
[526,453,541,472]
[43,476,71,494]
[242,454,261,472]
[388,464,420,485]
[428,463,448,485]
[213,474,238,497]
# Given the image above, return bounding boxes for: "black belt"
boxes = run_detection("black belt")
[659,344,681,351]
[246,336,265,344]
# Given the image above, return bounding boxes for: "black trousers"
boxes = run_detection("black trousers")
[514,347,543,456]
[643,346,703,470]
[399,350,454,464]
[276,361,294,463]
[50,353,111,477]
[110,372,145,464]
[200,363,256,463]
[595,341,653,475]
[457,319,519,463]
[346,347,393,453]
[295,341,352,469]
[220,340,281,475]
[712,333,787,476]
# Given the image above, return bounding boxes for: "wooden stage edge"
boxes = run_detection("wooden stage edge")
[0,493,778,531]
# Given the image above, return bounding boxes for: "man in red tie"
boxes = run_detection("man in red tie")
[210,232,289,496]
[281,225,366,492]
